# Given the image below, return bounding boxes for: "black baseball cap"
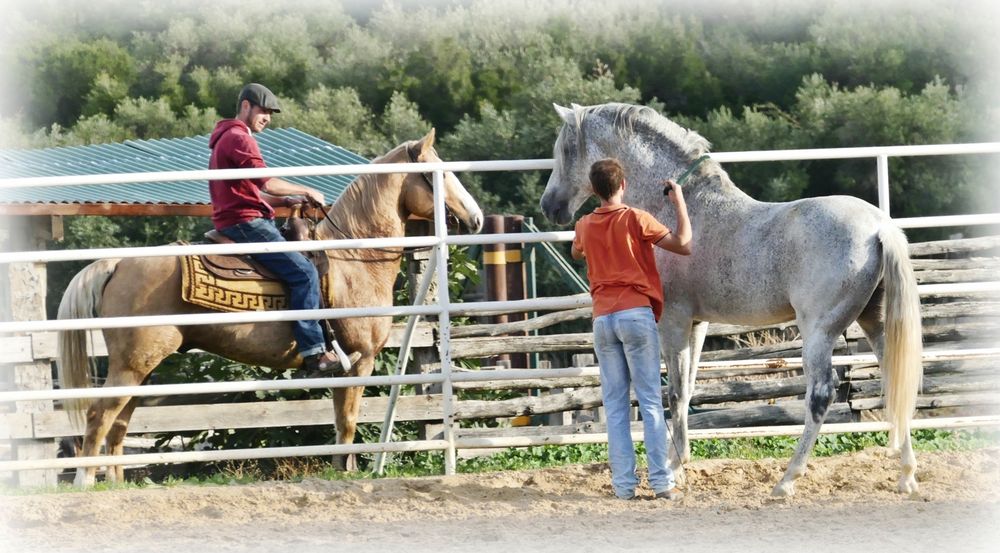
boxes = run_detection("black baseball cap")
[238,83,281,113]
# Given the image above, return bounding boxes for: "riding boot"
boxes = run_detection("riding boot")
[303,348,360,377]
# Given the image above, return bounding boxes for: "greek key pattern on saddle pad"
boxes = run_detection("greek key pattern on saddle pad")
[180,255,290,312]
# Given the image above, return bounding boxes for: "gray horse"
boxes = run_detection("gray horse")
[540,102,922,497]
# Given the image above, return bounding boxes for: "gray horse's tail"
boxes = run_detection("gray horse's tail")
[878,225,923,449]
[56,258,121,428]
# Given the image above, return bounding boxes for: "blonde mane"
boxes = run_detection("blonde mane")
[317,142,413,245]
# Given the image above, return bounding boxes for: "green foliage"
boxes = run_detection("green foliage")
[689,428,1000,460]
[458,443,609,473]
[28,38,138,127]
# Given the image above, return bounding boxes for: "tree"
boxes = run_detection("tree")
[29,38,138,127]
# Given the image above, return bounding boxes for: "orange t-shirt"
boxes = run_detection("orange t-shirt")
[573,205,670,321]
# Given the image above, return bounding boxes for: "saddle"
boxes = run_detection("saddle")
[180,205,331,313]
[200,205,329,281]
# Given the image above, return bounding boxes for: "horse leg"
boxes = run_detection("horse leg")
[857,290,918,493]
[74,373,143,487]
[331,385,364,471]
[661,314,695,485]
[687,321,709,392]
[75,329,179,488]
[772,331,839,497]
[104,397,139,484]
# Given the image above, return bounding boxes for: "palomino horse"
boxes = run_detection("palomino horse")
[541,103,922,497]
[58,129,483,487]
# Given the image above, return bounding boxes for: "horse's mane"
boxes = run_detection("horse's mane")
[318,142,413,243]
[565,103,727,184]
[583,103,712,158]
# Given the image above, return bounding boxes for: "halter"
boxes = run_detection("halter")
[675,154,711,185]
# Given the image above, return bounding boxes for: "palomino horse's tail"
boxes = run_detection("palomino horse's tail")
[878,225,923,449]
[56,258,121,428]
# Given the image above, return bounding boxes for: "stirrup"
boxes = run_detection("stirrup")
[331,340,353,372]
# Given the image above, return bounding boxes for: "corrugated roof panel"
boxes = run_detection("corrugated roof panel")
[0,128,369,205]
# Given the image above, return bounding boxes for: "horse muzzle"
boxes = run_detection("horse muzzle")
[540,193,573,225]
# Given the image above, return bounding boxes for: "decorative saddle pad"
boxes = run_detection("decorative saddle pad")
[180,256,333,314]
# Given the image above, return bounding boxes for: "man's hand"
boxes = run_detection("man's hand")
[303,189,326,207]
[284,196,307,207]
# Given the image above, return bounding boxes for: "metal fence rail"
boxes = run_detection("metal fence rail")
[2,142,1000,477]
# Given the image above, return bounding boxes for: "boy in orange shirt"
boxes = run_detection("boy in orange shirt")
[571,158,692,500]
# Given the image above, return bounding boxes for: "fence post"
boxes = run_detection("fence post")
[0,216,59,487]
[483,215,509,369]
[876,155,890,214]
[404,220,443,441]
[503,215,529,368]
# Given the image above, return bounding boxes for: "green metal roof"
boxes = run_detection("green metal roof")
[0,128,369,205]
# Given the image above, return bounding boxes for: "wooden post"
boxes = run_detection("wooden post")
[483,215,509,368]
[404,220,443,440]
[0,216,59,487]
[503,216,529,368]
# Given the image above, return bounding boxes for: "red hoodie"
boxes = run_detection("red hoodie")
[208,119,275,230]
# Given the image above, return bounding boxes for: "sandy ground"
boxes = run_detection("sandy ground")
[2,447,999,553]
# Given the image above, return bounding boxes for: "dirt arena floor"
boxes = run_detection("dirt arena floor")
[3,447,999,553]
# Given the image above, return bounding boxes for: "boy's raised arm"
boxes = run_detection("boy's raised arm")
[655,180,692,255]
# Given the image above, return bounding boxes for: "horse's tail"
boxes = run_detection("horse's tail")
[56,258,121,428]
[878,225,923,449]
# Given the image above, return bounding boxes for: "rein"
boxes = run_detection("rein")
[314,204,411,257]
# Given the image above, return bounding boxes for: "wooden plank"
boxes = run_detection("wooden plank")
[10,323,433,361]
[912,257,1000,270]
[453,387,604,420]
[915,268,1000,284]
[850,375,1000,398]
[850,391,1000,411]
[689,402,853,428]
[692,376,808,406]
[24,394,445,439]
[909,236,1000,257]
[0,337,32,364]
[0,413,32,440]
[451,333,594,358]
[849,357,999,380]
[451,307,591,338]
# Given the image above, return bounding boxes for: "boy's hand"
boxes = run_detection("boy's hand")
[662,179,685,204]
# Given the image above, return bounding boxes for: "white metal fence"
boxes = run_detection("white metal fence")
[2,142,1000,477]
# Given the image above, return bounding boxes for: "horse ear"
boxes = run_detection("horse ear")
[418,128,436,155]
[553,103,575,124]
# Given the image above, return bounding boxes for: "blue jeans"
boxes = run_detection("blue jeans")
[219,218,326,357]
[593,306,675,498]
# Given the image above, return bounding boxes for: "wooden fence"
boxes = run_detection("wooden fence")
[1,235,998,469]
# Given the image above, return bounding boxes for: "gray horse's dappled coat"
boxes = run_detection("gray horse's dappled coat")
[542,103,922,497]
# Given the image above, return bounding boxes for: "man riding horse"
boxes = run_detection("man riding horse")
[208,83,357,374]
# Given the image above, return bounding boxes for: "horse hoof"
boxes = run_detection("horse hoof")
[672,468,686,486]
[771,481,795,498]
[898,477,919,494]
[73,470,95,488]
